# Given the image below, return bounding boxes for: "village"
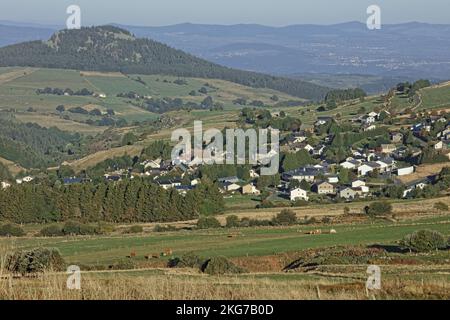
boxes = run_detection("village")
[5,106,447,208]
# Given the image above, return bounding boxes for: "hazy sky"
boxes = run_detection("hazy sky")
[1,0,450,26]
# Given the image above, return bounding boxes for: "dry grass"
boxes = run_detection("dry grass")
[0,67,37,85]
[68,144,143,172]
[398,163,449,184]
[0,156,25,176]
[1,269,448,300]
[79,71,125,78]
[15,114,106,135]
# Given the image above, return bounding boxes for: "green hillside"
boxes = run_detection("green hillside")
[0,26,329,100]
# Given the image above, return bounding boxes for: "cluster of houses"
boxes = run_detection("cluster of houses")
[1,175,34,189]
[2,108,449,205]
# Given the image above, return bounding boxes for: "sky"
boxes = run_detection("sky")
[1,0,450,27]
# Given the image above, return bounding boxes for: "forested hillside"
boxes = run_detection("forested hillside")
[0,118,82,168]
[0,26,329,100]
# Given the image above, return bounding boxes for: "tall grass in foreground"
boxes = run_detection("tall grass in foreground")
[0,271,449,300]
[0,244,448,300]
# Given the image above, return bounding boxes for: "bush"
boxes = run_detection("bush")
[299,216,317,225]
[108,258,136,270]
[6,248,65,274]
[125,225,143,234]
[96,222,115,234]
[225,215,240,228]
[365,201,392,217]
[197,217,221,229]
[248,219,272,227]
[77,224,97,235]
[39,225,64,237]
[0,223,25,237]
[433,202,449,211]
[272,209,297,226]
[62,221,98,235]
[400,229,447,252]
[201,256,246,275]
[168,252,204,268]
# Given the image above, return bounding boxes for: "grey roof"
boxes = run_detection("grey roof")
[283,166,328,178]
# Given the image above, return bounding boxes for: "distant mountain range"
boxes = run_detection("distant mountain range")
[1,21,449,93]
[0,26,328,100]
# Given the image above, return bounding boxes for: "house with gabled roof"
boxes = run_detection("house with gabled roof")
[290,188,309,201]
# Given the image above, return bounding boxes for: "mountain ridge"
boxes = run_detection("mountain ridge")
[0,25,329,100]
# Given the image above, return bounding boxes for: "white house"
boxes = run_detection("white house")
[1,181,11,189]
[142,158,161,170]
[397,166,414,176]
[357,163,380,176]
[190,178,200,186]
[340,159,360,169]
[241,183,261,195]
[363,124,377,131]
[363,115,376,124]
[434,141,444,150]
[224,183,241,192]
[290,188,309,201]
[303,144,314,153]
[328,176,339,184]
[16,176,34,184]
[352,180,366,188]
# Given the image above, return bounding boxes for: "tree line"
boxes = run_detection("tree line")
[0,178,224,224]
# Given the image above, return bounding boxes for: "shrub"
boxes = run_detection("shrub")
[433,202,449,211]
[77,224,97,235]
[62,221,82,235]
[6,248,65,274]
[225,215,240,228]
[365,201,392,217]
[39,225,64,237]
[272,209,297,226]
[0,223,25,237]
[299,216,317,225]
[125,225,143,234]
[96,222,115,234]
[62,221,97,235]
[321,216,332,224]
[168,252,204,268]
[197,217,221,229]
[248,219,272,227]
[201,256,246,275]
[108,258,135,270]
[400,229,447,252]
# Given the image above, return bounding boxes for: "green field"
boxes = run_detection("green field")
[0,67,305,131]
[420,84,450,110]
[2,215,448,266]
